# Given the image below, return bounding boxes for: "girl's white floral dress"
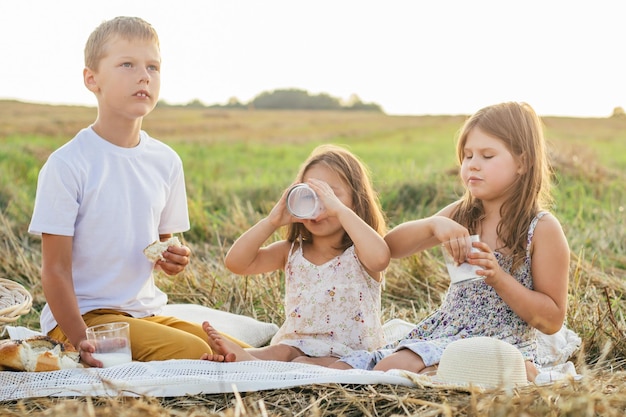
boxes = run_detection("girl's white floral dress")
[271,242,385,357]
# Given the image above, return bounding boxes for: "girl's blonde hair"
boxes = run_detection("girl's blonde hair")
[451,102,553,271]
[286,144,387,250]
[84,16,160,71]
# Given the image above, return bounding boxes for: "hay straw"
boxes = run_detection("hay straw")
[3,372,625,417]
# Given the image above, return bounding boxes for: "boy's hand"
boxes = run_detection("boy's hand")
[77,339,102,368]
[157,244,191,275]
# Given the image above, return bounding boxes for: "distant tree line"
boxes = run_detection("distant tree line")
[158,88,384,113]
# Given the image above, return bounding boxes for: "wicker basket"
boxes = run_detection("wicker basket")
[0,278,33,325]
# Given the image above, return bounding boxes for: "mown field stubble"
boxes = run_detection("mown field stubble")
[0,100,625,416]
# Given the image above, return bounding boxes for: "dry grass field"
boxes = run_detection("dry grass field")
[0,100,625,416]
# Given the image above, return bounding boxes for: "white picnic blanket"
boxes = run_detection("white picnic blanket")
[0,305,581,401]
[0,359,415,401]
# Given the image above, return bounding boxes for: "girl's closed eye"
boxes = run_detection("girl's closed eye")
[465,152,494,160]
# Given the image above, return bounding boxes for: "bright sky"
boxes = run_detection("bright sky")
[1,0,624,117]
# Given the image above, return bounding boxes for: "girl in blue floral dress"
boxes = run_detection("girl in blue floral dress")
[331,102,570,382]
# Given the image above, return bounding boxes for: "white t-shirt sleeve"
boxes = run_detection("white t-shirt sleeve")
[29,154,79,236]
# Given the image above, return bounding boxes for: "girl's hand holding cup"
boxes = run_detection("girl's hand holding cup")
[441,235,484,285]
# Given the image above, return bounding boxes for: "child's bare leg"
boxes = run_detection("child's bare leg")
[201,321,256,362]
[372,349,426,373]
[247,344,304,362]
[202,322,305,362]
[420,365,438,376]
[525,360,539,382]
[292,355,340,367]
[327,360,354,370]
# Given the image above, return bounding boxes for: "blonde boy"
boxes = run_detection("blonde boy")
[29,16,245,367]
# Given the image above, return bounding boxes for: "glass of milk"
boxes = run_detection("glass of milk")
[286,183,324,219]
[441,235,484,285]
[86,322,132,367]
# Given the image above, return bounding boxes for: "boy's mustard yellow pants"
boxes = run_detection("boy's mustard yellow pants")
[48,308,251,362]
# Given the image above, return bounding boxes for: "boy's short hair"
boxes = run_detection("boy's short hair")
[84,16,160,71]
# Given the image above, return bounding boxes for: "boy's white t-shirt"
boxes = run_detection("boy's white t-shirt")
[29,127,190,334]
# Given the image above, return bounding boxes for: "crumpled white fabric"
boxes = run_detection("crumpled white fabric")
[535,325,582,367]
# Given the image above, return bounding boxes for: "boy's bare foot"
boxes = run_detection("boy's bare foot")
[201,321,257,362]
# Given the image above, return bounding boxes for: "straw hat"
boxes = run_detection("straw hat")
[434,337,529,389]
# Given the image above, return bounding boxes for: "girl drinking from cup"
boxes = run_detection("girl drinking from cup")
[329,102,570,382]
[202,144,390,365]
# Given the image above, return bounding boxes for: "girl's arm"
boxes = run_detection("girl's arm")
[224,218,290,275]
[469,214,570,334]
[224,187,294,275]
[334,205,390,281]
[385,202,469,259]
[307,178,389,280]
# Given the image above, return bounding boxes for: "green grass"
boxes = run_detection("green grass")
[1,103,625,365]
[1,103,626,416]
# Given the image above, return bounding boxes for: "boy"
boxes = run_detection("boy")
[29,16,245,367]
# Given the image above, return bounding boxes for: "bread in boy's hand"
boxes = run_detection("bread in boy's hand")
[0,335,82,372]
[143,236,182,262]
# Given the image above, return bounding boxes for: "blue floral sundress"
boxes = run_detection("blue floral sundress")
[339,212,547,369]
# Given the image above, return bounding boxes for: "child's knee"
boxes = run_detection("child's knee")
[171,335,212,359]
[135,334,210,361]
[373,349,425,373]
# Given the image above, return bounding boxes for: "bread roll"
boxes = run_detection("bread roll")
[143,236,182,262]
[0,335,81,372]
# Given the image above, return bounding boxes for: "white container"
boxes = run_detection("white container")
[441,235,484,285]
[287,184,324,219]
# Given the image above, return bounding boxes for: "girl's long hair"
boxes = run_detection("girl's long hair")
[286,144,387,251]
[451,102,553,271]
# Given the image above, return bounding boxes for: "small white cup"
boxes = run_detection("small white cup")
[286,184,324,219]
[441,235,484,285]
[86,322,132,367]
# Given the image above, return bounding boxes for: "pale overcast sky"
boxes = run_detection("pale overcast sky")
[1,0,624,117]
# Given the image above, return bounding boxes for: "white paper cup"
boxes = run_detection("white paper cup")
[86,322,132,367]
[441,235,484,285]
[286,184,324,219]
